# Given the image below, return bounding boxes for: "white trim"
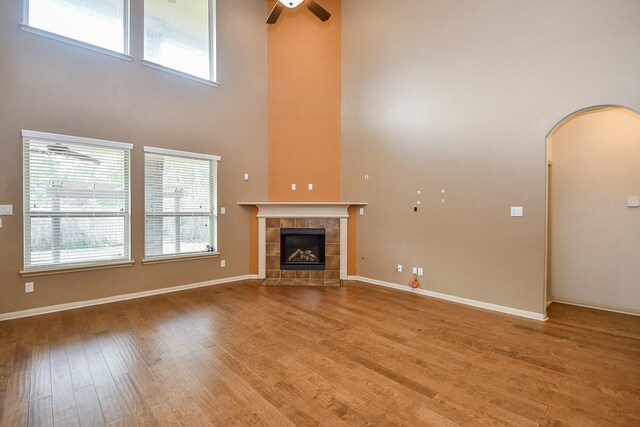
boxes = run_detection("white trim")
[209,0,218,83]
[258,217,266,279]
[22,130,133,150]
[144,146,221,161]
[0,275,256,322]
[19,25,132,61]
[239,202,367,219]
[339,218,348,280]
[549,299,640,317]
[349,276,548,321]
[141,60,220,87]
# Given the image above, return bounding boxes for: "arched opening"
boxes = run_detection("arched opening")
[546,106,640,315]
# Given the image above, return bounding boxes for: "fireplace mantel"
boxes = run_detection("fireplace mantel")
[238,202,367,280]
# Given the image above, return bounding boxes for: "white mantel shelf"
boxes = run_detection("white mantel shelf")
[238,201,367,218]
[238,202,367,280]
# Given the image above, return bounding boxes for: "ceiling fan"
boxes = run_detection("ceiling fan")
[267,0,331,24]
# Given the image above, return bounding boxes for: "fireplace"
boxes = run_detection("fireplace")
[280,228,325,270]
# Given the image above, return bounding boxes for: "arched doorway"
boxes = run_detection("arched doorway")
[546,106,640,315]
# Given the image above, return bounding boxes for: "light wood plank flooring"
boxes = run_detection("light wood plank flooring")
[1,280,639,426]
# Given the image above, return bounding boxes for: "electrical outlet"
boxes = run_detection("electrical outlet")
[308,183,313,190]
[25,282,34,293]
[511,206,524,217]
[243,173,249,181]
[0,218,2,228]
[291,183,296,190]
[0,205,13,215]
[220,260,226,268]
[417,267,424,276]
[412,267,418,275]
[359,207,364,215]
[397,264,403,272]
[220,207,226,215]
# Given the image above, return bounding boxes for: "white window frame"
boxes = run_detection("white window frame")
[143,146,220,262]
[22,130,133,273]
[141,0,218,86]
[21,0,132,61]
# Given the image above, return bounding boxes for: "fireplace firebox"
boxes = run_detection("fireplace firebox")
[280,228,325,270]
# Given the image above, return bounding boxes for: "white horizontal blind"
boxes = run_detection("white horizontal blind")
[23,132,131,271]
[27,0,129,54]
[144,148,218,258]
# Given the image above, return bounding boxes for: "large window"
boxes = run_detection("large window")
[24,0,129,54]
[143,0,215,81]
[144,147,219,259]
[23,131,132,271]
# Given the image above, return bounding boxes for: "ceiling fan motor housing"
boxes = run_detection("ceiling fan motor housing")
[281,0,304,8]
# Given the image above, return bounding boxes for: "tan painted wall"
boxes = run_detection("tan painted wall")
[267,0,341,202]
[549,109,640,313]
[341,0,640,314]
[0,0,268,315]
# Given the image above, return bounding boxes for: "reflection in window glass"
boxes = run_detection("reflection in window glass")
[144,0,211,80]
[28,0,127,53]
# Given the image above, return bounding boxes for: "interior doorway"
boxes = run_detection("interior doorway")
[546,106,640,315]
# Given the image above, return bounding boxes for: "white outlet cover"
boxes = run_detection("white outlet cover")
[627,196,640,207]
[220,207,226,215]
[412,267,418,274]
[397,264,403,272]
[0,218,2,228]
[243,173,249,181]
[417,267,424,276]
[308,183,313,190]
[221,260,226,267]
[25,282,34,293]
[359,207,364,215]
[511,206,524,217]
[0,205,12,215]
[291,184,296,190]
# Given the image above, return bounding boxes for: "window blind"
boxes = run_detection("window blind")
[144,147,219,259]
[23,130,132,271]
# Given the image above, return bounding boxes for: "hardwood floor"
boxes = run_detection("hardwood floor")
[1,280,639,426]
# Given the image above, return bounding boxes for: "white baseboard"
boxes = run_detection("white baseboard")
[549,298,640,317]
[347,276,548,321]
[0,275,258,322]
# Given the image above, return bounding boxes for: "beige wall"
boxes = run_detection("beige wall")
[0,0,268,315]
[341,0,640,314]
[549,109,640,313]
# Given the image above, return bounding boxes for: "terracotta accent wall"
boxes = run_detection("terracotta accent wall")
[251,0,349,275]
[267,0,342,202]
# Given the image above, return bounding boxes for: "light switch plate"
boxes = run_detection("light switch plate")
[308,183,313,190]
[359,207,364,215]
[511,206,524,217]
[243,173,249,181]
[0,205,13,215]
[291,184,296,191]
[627,196,640,207]
[417,267,424,276]
[220,207,226,215]
[220,260,226,268]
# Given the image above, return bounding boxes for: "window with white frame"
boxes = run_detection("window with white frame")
[24,0,130,54]
[143,0,216,81]
[144,147,219,259]
[23,131,132,271]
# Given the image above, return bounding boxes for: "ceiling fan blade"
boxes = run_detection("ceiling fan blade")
[305,0,331,22]
[266,1,285,24]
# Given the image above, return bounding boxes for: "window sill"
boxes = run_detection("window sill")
[141,60,219,87]
[19,25,133,62]
[142,252,219,265]
[20,261,135,277]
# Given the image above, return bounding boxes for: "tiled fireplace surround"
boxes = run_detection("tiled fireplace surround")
[239,203,366,286]
[265,217,341,286]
